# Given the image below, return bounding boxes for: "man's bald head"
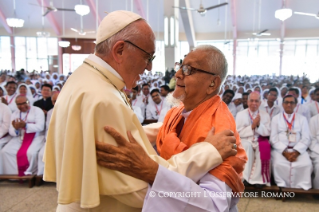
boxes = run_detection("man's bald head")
[16,95,28,103]
[16,95,30,112]
[247,92,261,112]
[192,45,228,85]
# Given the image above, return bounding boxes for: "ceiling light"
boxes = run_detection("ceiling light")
[6,18,24,27]
[71,45,82,51]
[58,41,70,48]
[275,8,292,21]
[74,5,90,16]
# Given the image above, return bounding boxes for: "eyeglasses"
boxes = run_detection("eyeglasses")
[283,101,296,105]
[177,63,216,76]
[124,40,156,64]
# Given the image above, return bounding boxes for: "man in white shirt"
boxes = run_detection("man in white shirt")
[236,92,271,188]
[285,88,311,122]
[260,88,281,120]
[222,89,236,118]
[1,81,18,112]
[309,88,319,118]
[270,95,312,190]
[146,89,163,120]
[160,85,170,98]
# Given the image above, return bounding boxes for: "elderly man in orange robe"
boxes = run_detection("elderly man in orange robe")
[96,45,247,211]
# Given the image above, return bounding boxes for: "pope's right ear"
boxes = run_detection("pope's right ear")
[112,41,125,63]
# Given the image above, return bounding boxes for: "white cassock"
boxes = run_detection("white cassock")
[259,102,281,120]
[3,93,18,113]
[309,114,319,189]
[270,112,312,190]
[236,109,271,185]
[37,108,53,176]
[131,98,145,119]
[132,106,144,124]
[158,98,173,123]
[1,106,45,175]
[309,101,319,118]
[228,102,237,118]
[0,103,12,174]
[137,94,154,117]
[146,100,164,120]
[281,103,311,122]
[236,104,244,113]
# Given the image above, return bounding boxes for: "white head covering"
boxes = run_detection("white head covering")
[17,83,34,103]
[96,10,142,45]
[232,93,242,101]
[52,85,61,91]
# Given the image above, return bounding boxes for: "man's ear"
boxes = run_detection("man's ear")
[207,77,221,95]
[112,41,125,63]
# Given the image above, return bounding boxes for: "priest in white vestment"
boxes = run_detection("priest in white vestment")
[259,88,281,120]
[309,114,319,189]
[1,95,45,175]
[285,88,311,122]
[308,88,319,118]
[146,89,163,120]
[270,95,312,190]
[0,102,12,174]
[37,91,59,176]
[236,92,271,187]
[1,81,18,112]
[44,11,236,211]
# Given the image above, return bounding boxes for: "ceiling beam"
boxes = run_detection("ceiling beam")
[0,8,12,34]
[230,0,237,75]
[179,0,196,49]
[133,0,146,19]
[86,0,102,25]
[36,0,61,36]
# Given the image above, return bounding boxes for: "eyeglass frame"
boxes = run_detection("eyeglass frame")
[124,40,156,64]
[177,63,217,76]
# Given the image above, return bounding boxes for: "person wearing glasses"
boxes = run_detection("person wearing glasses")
[270,95,312,190]
[236,92,271,188]
[44,11,237,211]
[1,95,45,176]
[95,45,246,211]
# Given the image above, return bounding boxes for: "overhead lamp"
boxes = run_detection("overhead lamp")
[6,18,24,28]
[72,45,82,51]
[58,41,70,48]
[75,5,90,16]
[275,8,292,21]
[36,31,50,37]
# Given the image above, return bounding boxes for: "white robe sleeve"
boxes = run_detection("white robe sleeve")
[26,107,45,133]
[270,115,287,153]
[255,113,271,137]
[142,165,238,212]
[236,111,254,138]
[293,116,311,154]
[309,115,319,154]
[0,104,11,138]
[9,111,19,137]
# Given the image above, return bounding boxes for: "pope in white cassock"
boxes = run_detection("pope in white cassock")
[270,95,312,190]
[309,114,319,189]
[236,92,271,187]
[1,95,45,176]
[43,11,236,211]
[0,102,12,174]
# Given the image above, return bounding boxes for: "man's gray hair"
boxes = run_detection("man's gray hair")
[193,45,228,84]
[248,91,261,101]
[95,19,154,55]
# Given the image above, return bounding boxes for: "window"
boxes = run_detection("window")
[0,36,12,70]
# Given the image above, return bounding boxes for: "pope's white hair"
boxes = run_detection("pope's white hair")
[192,45,228,85]
[95,19,154,55]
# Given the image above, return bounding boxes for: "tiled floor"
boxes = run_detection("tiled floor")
[0,181,318,212]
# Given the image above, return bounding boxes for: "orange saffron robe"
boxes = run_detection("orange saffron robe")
[156,95,247,192]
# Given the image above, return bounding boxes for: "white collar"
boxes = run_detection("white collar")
[181,109,192,122]
[284,112,295,122]
[248,109,258,117]
[87,54,123,81]
[264,102,276,110]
